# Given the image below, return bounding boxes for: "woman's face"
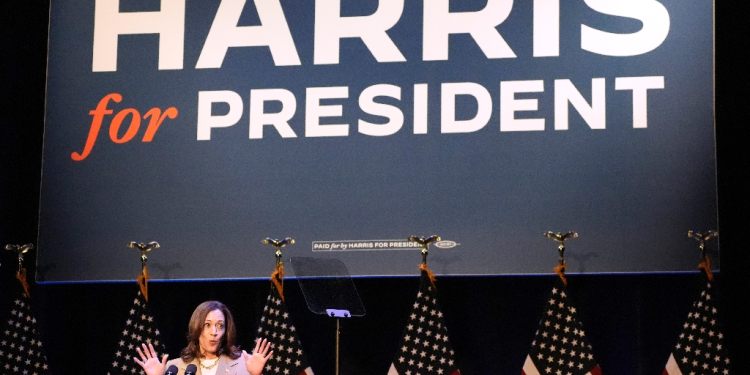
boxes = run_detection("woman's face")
[199,309,226,358]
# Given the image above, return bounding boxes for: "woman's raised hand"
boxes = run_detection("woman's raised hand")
[134,343,168,375]
[243,338,274,375]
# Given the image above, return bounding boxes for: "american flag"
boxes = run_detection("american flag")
[521,278,602,375]
[256,284,314,375]
[387,270,460,375]
[0,292,51,375]
[662,279,730,375]
[107,289,165,375]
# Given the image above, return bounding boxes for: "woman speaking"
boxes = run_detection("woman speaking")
[134,301,273,375]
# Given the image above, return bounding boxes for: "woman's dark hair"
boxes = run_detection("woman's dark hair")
[180,301,241,361]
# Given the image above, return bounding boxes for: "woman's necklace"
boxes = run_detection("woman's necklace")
[200,357,219,370]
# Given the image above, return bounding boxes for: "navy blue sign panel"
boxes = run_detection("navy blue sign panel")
[39,0,715,282]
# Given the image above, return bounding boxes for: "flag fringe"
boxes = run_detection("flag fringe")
[553,264,567,285]
[419,263,437,287]
[272,261,285,301]
[16,268,31,297]
[699,256,714,281]
[137,265,149,301]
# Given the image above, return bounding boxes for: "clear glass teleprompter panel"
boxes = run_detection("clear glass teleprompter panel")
[290,257,365,317]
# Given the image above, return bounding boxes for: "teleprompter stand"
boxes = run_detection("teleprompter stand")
[290,257,365,375]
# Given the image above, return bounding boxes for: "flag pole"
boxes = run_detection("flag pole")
[127,241,160,301]
[522,232,603,375]
[1,243,54,373]
[660,230,728,375]
[389,235,462,375]
[408,235,440,286]
[543,231,578,285]
[687,230,718,280]
[261,237,294,300]
[4,243,34,296]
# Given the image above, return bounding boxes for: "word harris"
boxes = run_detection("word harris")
[74,0,672,161]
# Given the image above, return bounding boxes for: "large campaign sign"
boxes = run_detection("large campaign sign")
[39,0,716,282]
